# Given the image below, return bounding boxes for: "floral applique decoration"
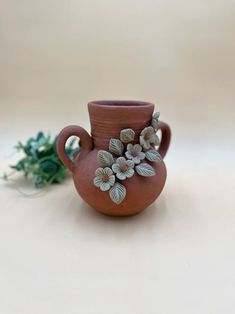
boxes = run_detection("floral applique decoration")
[93,112,162,205]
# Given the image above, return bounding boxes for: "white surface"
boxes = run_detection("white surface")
[1,111,235,314]
[0,0,235,313]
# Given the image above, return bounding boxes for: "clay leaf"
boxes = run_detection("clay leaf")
[135,163,156,177]
[153,112,160,119]
[109,139,124,156]
[120,128,135,143]
[109,182,126,205]
[145,150,162,163]
[151,118,158,131]
[97,150,114,167]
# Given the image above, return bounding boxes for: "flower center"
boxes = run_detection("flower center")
[102,174,109,182]
[144,131,151,140]
[132,151,138,157]
[119,163,128,173]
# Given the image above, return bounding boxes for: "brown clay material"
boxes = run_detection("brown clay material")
[57,100,171,216]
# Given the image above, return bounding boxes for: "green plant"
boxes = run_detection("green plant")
[2,132,79,188]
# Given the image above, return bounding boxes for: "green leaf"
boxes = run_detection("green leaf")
[109,183,126,205]
[120,128,135,143]
[53,167,66,183]
[97,150,114,167]
[135,163,156,177]
[145,150,162,162]
[109,139,124,156]
[34,175,45,188]
[10,158,28,171]
[39,159,59,174]
[15,141,25,151]
[36,132,47,144]
[4,132,78,189]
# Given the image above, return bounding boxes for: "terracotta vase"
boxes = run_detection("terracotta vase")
[57,100,171,216]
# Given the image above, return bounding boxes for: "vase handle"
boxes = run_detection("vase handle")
[57,125,93,173]
[157,121,171,159]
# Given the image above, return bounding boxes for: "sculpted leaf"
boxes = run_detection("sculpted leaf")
[151,118,158,131]
[145,150,162,162]
[135,163,156,177]
[97,150,114,167]
[120,128,135,143]
[109,183,126,205]
[153,112,160,119]
[109,139,124,156]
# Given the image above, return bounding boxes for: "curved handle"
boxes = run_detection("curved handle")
[57,125,93,172]
[157,121,171,159]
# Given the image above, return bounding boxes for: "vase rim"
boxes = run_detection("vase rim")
[88,100,154,109]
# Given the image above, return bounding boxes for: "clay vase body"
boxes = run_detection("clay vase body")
[57,100,171,216]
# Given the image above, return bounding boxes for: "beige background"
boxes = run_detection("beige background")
[0,0,235,313]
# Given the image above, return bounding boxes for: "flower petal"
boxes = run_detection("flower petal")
[151,134,160,145]
[141,126,154,137]
[133,144,142,152]
[95,168,105,176]
[133,157,141,164]
[109,175,116,186]
[116,172,127,180]
[93,176,102,187]
[126,160,134,168]
[100,182,111,191]
[112,164,120,173]
[104,167,113,176]
[147,126,155,134]
[116,156,127,165]
[125,151,133,160]
[126,143,133,152]
[140,136,151,149]
[138,152,146,160]
[125,168,134,178]
[140,128,147,136]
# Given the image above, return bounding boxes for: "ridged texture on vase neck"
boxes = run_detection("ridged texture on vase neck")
[88,101,154,150]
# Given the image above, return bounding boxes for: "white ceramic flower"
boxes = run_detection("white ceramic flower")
[139,126,159,149]
[112,157,134,180]
[93,167,115,191]
[125,143,145,164]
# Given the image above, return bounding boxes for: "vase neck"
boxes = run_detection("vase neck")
[88,100,154,150]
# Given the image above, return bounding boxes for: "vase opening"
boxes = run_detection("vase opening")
[89,100,154,108]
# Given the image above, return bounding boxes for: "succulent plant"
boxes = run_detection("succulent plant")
[2,132,78,189]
